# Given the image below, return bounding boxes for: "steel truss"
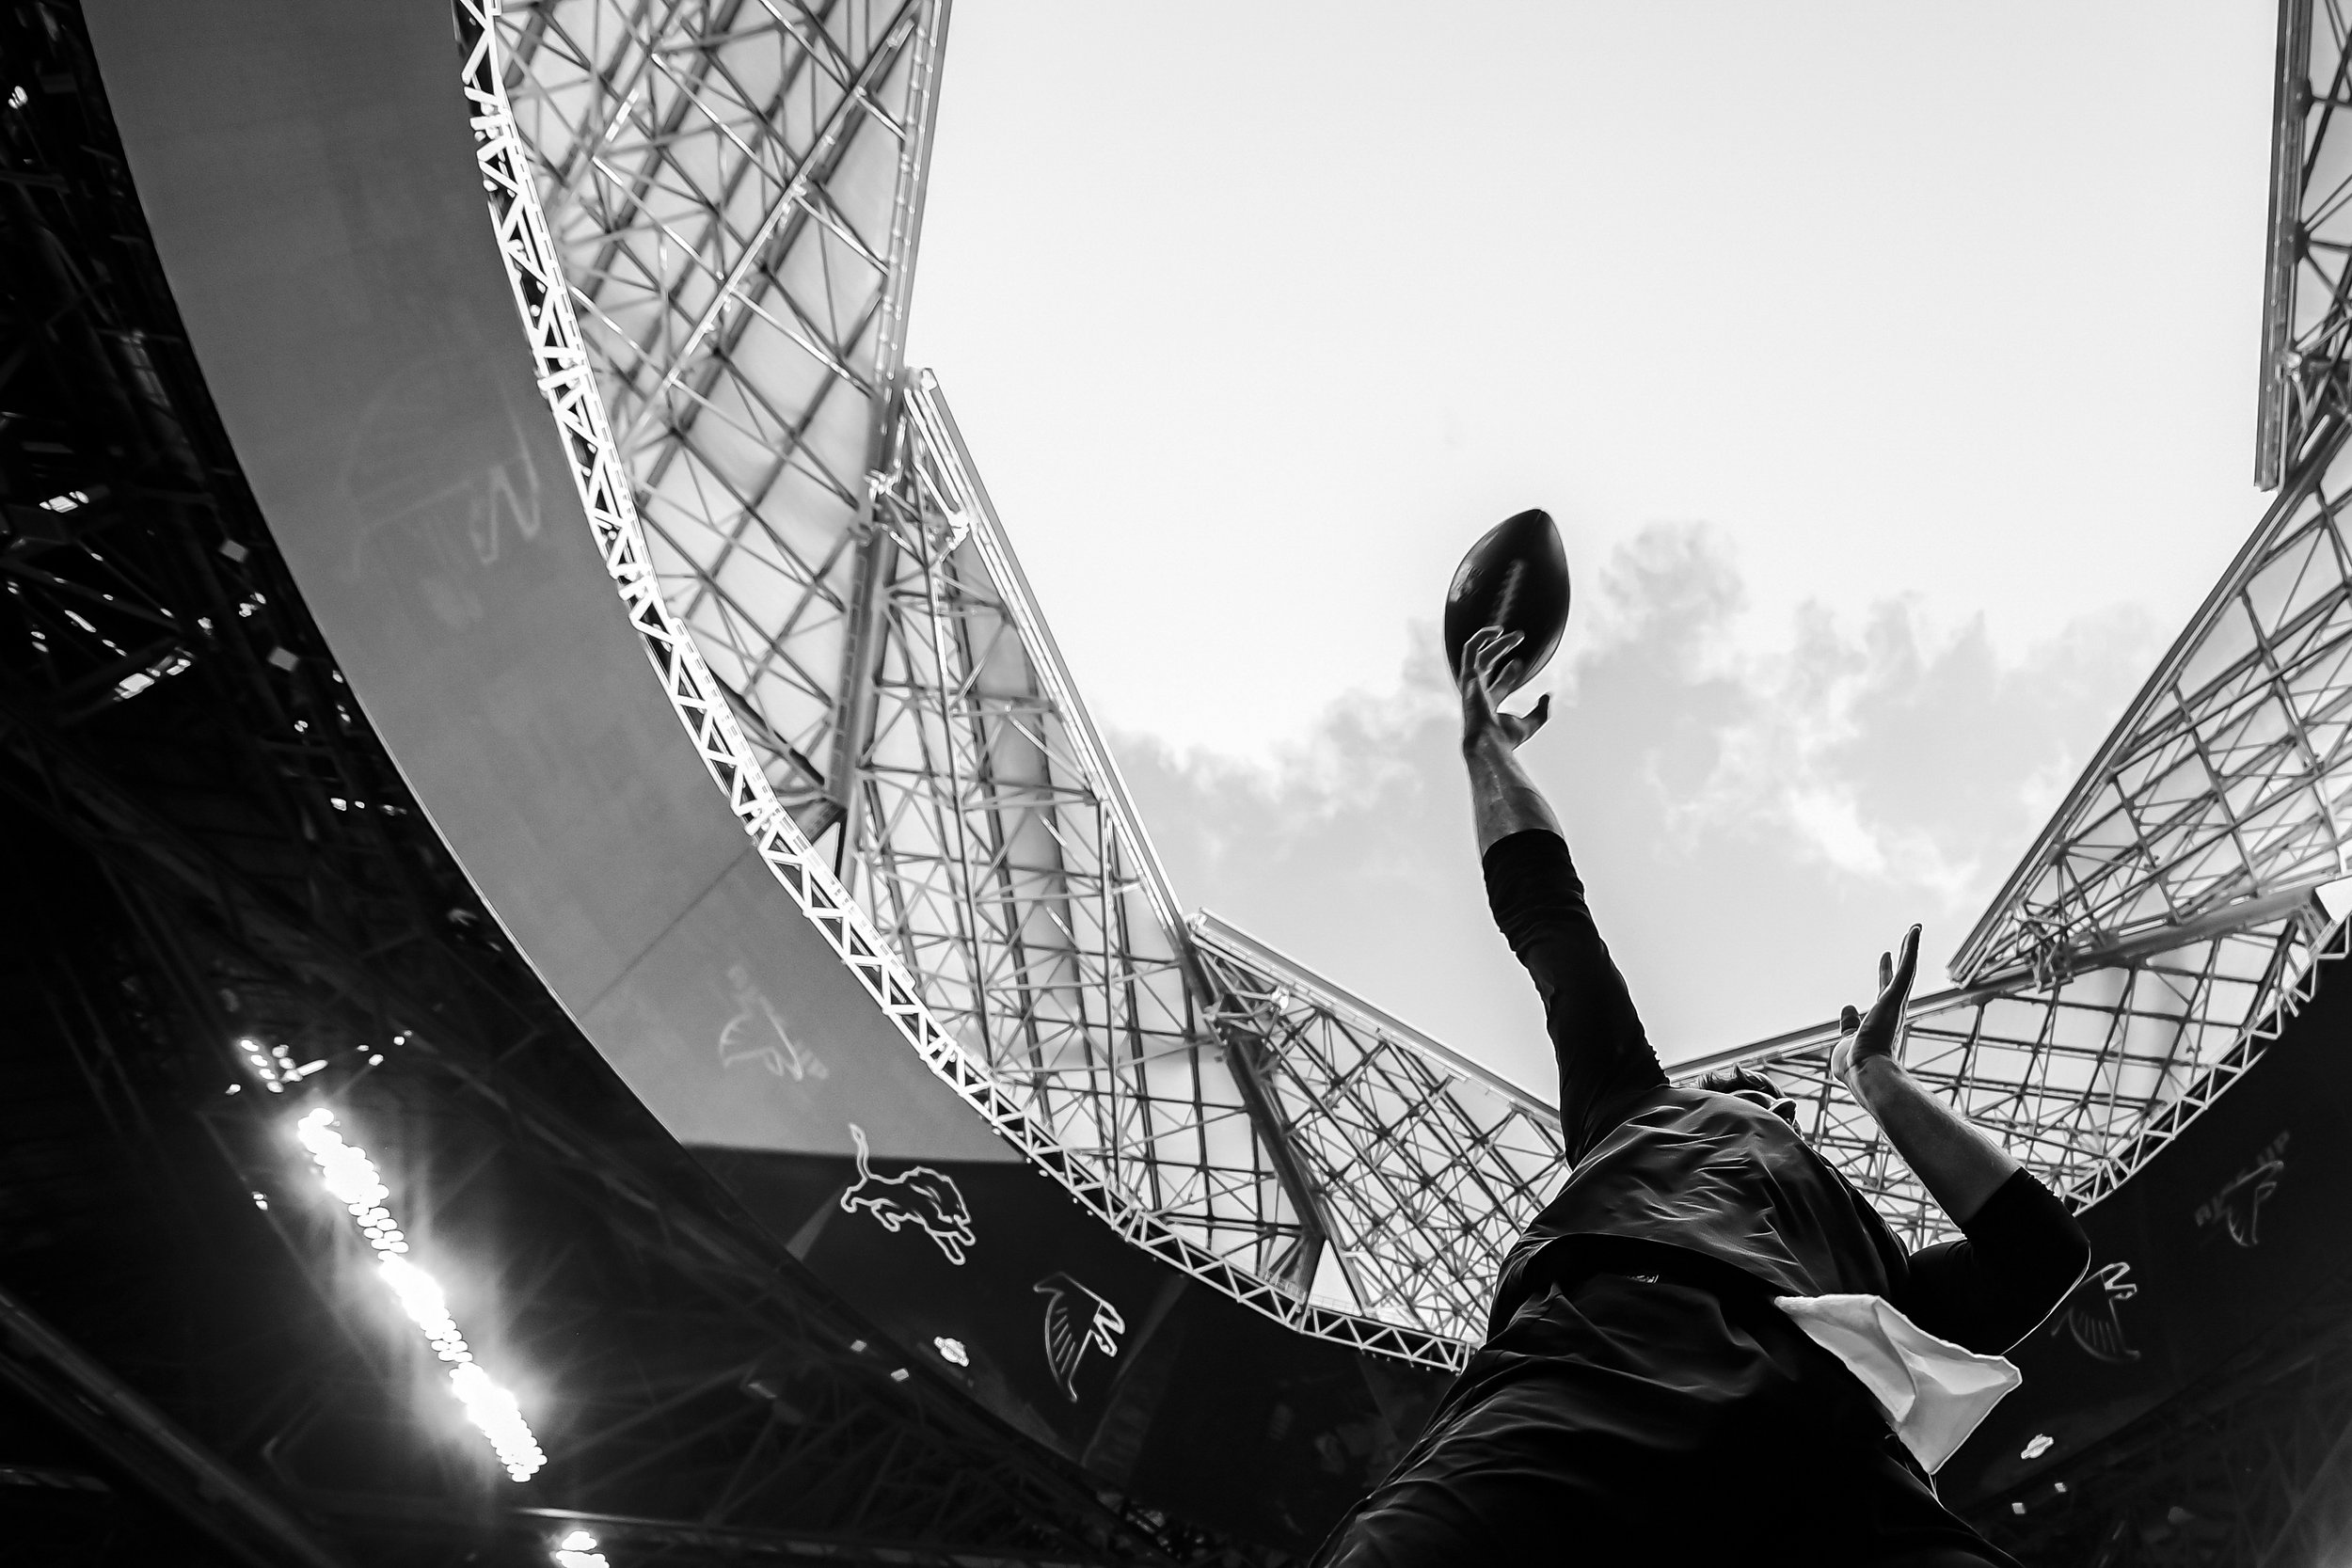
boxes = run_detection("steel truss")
[1671,0,2352,1239]
[474,0,2352,1360]
[1707,436,2352,1233]
[1958,432,2352,988]
[1696,0,2352,1213]
[1,18,1237,1554]
[853,384,1571,1344]
[1689,904,2348,1234]
[1691,7,2352,1256]
[2260,0,2352,490]
[469,0,1556,1365]
[488,0,945,838]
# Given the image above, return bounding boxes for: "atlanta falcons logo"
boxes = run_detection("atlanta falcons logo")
[1034,1272,1125,1402]
[837,1124,976,1266]
[717,963,827,1082]
[2050,1260,2141,1365]
[2204,1159,2283,1248]
[2195,1132,2289,1249]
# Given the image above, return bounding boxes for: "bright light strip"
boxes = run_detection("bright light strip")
[236,1037,325,1094]
[294,1108,545,1480]
[237,1037,285,1093]
[552,1529,608,1568]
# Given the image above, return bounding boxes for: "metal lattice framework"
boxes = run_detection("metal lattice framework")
[1188,913,1568,1340]
[850,386,1294,1281]
[853,382,1571,1340]
[1955,433,2352,984]
[1689,905,2348,1228]
[472,0,2352,1362]
[2259,0,2352,489]
[1710,425,2352,1229]
[464,0,1507,1368]
[1712,0,2352,1233]
[0,16,1228,1550]
[492,0,944,834]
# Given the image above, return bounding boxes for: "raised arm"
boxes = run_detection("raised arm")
[1834,928,2017,1225]
[1839,927,2090,1349]
[1459,627,1664,1157]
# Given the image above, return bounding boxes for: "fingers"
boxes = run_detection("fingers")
[1469,628,1524,686]
[1467,626,1521,657]
[1459,628,1508,706]
[1460,626,1496,680]
[1838,1004,1860,1035]
[1499,691,1552,748]
[1882,925,1921,1008]
[1466,626,1552,726]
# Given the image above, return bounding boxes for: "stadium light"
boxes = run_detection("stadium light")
[236,1037,326,1095]
[294,1107,546,1481]
[551,1528,609,1568]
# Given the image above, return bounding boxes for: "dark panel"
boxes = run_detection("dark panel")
[696,1146,1448,1549]
[1943,950,2352,1507]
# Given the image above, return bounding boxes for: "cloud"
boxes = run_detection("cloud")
[1111,523,2159,1088]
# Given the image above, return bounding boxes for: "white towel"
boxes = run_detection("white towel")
[1772,1293,2021,1474]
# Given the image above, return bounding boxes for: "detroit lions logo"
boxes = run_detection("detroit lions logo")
[1035,1272,1125,1402]
[838,1124,975,1265]
[2050,1260,2141,1364]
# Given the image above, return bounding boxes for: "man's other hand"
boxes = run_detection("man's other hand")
[1459,626,1551,753]
[1832,924,1921,1089]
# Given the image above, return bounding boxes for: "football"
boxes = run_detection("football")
[1443,508,1570,695]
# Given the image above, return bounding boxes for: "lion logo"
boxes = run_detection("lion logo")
[838,1124,975,1265]
[1034,1272,1125,1402]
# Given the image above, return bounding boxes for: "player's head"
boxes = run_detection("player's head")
[1700,1066,1798,1126]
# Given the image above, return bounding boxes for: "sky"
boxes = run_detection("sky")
[903,3,2281,1093]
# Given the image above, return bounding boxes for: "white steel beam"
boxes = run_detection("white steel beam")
[470,0,2352,1363]
[1956,430,2352,987]
[2259,0,2349,488]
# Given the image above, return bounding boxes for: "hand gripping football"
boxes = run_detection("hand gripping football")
[1443,508,1570,697]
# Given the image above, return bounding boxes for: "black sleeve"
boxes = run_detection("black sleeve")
[1483,828,1665,1163]
[1896,1167,2092,1354]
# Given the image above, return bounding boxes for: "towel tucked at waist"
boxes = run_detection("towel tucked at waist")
[1773,1292,2021,1473]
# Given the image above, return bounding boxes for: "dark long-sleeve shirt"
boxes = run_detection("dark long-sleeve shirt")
[1483,828,2088,1354]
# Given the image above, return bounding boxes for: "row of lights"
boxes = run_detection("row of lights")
[235,1037,326,1095]
[294,1108,546,1481]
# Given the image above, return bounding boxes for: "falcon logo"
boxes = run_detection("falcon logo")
[1035,1272,1125,1402]
[2050,1260,2141,1365]
[838,1125,975,1265]
[2201,1160,2284,1248]
[2194,1132,2288,1249]
[717,963,827,1082]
